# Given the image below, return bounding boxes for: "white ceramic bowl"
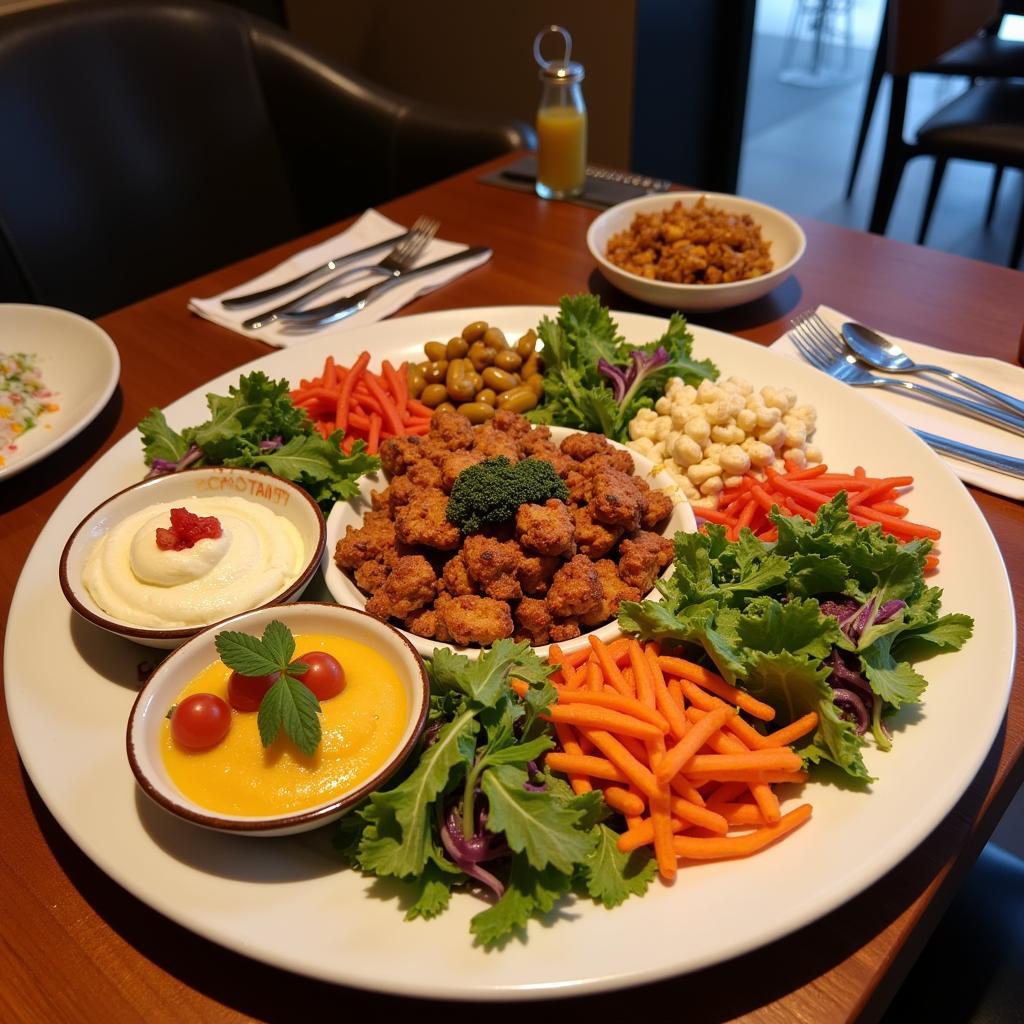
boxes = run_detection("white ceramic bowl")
[587,192,806,313]
[60,467,325,649]
[322,426,696,660]
[126,602,430,836]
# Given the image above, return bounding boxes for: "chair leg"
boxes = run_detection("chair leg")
[986,164,1005,226]
[845,0,889,198]
[868,75,910,235]
[917,157,947,245]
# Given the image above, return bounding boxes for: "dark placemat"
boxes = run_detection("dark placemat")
[479,155,672,210]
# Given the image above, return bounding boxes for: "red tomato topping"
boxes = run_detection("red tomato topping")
[170,693,232,749]
[156,507,223,551]
[294,652,345,701]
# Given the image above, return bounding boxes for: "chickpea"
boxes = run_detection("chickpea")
[461,320,488,343]
[482,367,518,392]
[445,359,476,403]
[457,402,496,424]
[406,368,426,399]
[423,340,447,362]
[476,388,497,406]
[467,341,495,370]
[423,360,448,384]
[420,383,449,407]
[495,386,538,413]
[494,349,523,372]
[516,330,538,358]
[445,336,469,360]
[482,326,508,350]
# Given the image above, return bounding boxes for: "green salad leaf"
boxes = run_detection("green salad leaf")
[527,294,718,441]
[334,640,656,946]
[619,494,973,783]
[138,371,379,509]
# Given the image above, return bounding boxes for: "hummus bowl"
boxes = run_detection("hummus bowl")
[60,467,325,649]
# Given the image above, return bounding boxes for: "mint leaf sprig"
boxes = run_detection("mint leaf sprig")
[214,620,322,756]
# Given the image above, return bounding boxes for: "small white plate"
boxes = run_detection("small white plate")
[322,425,696,660]
[0,304,120,480]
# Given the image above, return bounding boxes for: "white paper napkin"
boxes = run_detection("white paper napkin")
[188,210,491,348]
[771,305,1024,500]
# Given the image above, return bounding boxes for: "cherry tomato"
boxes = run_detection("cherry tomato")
[227,670,279,712]
[170,693,231,749]
[293,651,345,701]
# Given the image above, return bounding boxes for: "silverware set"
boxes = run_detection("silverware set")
[789,311,1024,479]
[221,217,490,331]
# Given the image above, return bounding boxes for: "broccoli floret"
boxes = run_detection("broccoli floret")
[446,456,569,533]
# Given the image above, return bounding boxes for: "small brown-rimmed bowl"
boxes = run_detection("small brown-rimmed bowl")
[60,467,326,650]
[127,602,430,837]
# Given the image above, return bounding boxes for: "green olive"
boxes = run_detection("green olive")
[494,349,523,372]
[521,353,540,379]
[446,336,469,360]
[417,359,433,375]
[435,401,457,415]
[482,366,518,392]
[424,340,447,362]
[495,386,539,413]
[476,388,497,406]
[420,383,449,407]
[482,326,508,350]
[467,341,495,370]
[465,369,483,393]
[423,360,448,383]
[461,320,488,343]
[407,368,426,399]
[525,373,545,397]
[516,330,538,358]
[457,401,496,424]
[445,359,476,402]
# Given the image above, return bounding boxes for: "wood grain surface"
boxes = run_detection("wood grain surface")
[2,154,1022,1024]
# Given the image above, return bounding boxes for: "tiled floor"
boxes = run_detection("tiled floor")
[738,29,1024,861]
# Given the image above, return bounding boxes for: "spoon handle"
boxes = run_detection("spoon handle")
[916,365,1024,420]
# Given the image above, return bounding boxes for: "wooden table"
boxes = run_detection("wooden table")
[2,155,1022,1023]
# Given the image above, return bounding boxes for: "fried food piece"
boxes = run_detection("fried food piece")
[407,457,444,490]
[580,559,641,627]
[380,435,425,476]
[527,442,577,480]
[370,488,390,512]
[560,432,612,462]
[463,534,522,601]
[441,551,477,596]
[473,423,521,462]
[589,467,643,531]
[387,474,418,516]
[565,468,592,506]
[618,531,674,593]
[546,554,602,618]
[550,619,582,643]
[517,551,560,596]
[394,489,461,550]
[639,483,674,529]
[519,424,553,455]
[439,595,514,646]
[354,560,389,594]
[516,499,575,558]
[572,506,624,559]
[441,449,486,492]
[490,409,532,438]
[430,409,476,451]
[364,554,438,621]
[515,597,552,646]
[334,512,398,570]
[582,448,636,476]
[404,607,438,639]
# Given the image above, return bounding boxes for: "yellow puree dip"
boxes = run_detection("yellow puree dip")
[161,633,408,816]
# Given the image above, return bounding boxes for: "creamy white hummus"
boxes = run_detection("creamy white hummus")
[82,496,305,628]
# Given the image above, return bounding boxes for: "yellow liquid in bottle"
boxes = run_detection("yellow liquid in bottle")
[536,106,587,197]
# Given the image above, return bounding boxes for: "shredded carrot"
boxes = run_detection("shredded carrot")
[658,657,775,722]
[671,805,812,860]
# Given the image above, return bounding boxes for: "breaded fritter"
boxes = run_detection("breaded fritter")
[516,499,575,558]
[394,489,461,550]
[546,554,602,618]
[439,595,514,646]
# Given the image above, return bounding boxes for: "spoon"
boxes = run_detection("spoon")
[842,322,1024,420]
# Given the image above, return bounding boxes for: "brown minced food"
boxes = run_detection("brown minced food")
[606,197,773,285]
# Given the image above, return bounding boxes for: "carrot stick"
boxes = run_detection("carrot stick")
[381,360,407,413]
[671,804,812,860]
[335,351,370,431]
[681,750,803,775]
[707,781,748,804]
[762,712,819,748]
[551,688,671,731]
[588,636,632,697]
[602,786,647,817]
[693,506,737,526]
[655,706,735,785]
[544,705,664,742]
[668,773,707,806]
[617,817,686,854]
[668,796,728,835]
[702,801,768,827]
[658,657,776,722]
[580,730,661,802]
[629,640,656,710]
[871,500,908,517]
[849,505,941,540]
[366,413,382,455]
[545,752,628,783]
[646,645,688,741]
[551,723,593,795]
[406,398,434,418]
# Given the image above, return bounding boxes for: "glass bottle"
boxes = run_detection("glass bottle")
[533,25,587,201]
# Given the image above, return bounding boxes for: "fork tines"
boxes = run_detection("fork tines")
[396,216,440,266]
[788,311,847,371]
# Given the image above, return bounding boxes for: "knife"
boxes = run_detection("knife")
[221,232,408,309]
[279,247,492,329]
[914,428,1024,479]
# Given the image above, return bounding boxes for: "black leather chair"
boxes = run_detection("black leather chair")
[0,0,532,318]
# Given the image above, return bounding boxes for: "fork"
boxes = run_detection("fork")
[789,312,1024,438]
[242,217,440,330]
